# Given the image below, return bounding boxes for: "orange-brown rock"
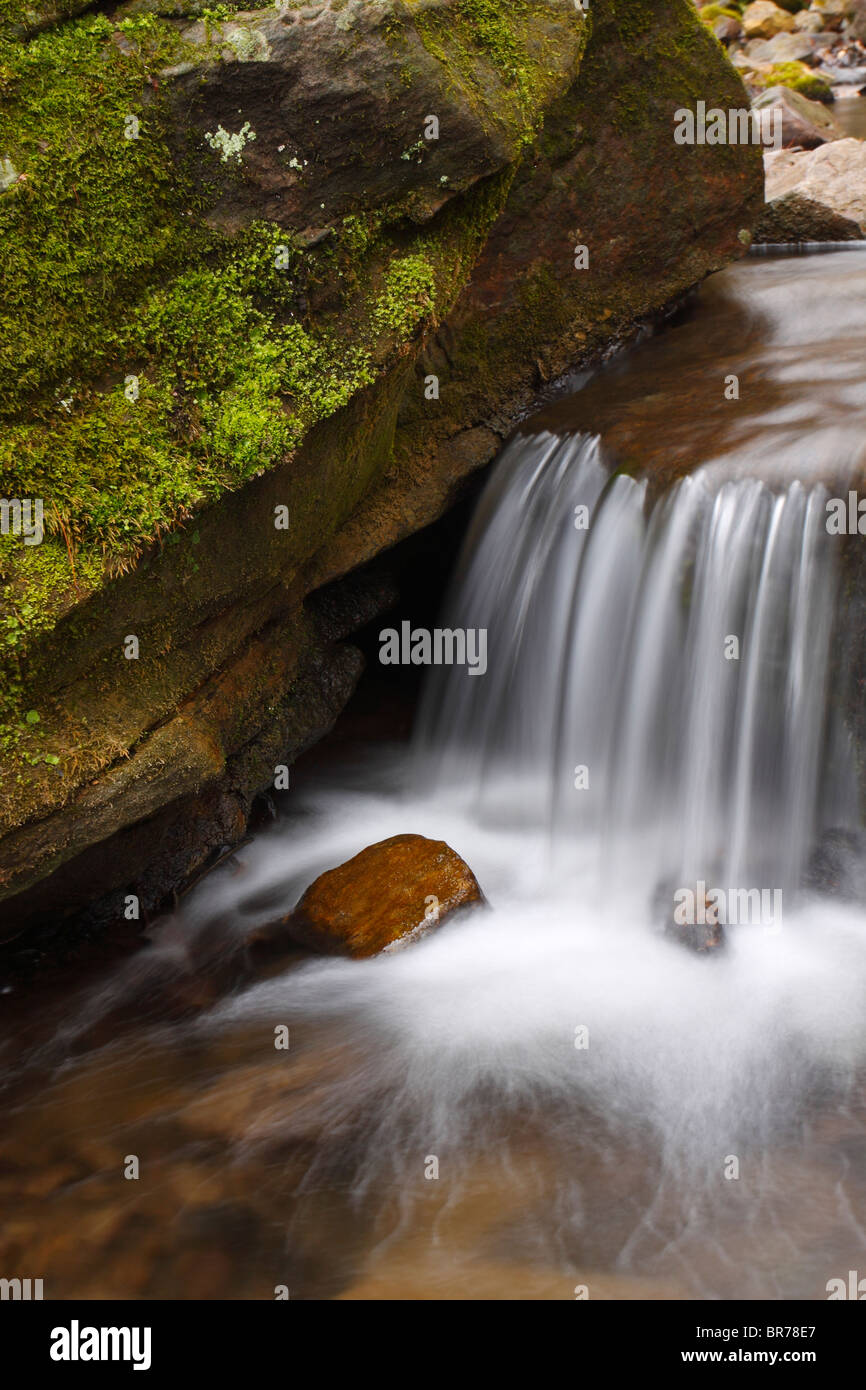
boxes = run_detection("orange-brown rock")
[260,834,483,959]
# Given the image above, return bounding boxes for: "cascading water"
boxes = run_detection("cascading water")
[416,432,857,917]
[4,249,866,1300]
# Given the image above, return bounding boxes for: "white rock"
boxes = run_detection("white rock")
[764,136,866,228]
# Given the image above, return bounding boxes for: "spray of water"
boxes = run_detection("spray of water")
[174,432,866,1294]
[8,412,866,1299]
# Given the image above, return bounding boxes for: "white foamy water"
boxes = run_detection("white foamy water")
[5,253,866,1300]
[184,429,866,1296]
[178,753,866,1298]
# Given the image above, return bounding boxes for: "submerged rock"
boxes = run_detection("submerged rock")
[753,189,864,239]
[253,834,484,959]
[654,876,726,956]
[803,827,866,899]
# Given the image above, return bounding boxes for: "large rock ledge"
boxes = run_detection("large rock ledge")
[0,0,763,940]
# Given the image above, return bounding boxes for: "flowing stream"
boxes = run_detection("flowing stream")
[3,249,866,1300]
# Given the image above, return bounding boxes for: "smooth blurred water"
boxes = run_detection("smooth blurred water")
[416,435,853,908]
[3,252,866,1300]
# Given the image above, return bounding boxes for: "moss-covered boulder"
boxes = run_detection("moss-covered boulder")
[0,0,763,941]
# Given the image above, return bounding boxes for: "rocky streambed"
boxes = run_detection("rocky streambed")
[700,1,866,237]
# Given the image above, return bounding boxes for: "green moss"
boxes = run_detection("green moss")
[0,529,102,748]
[607,0,749,164]
[0,14,197,407]
[0,217,385,561]
[339,209,387,260]
[0,0,92,41]
[0,533,95,655]
[404,0,586,146]
[0,0,582,594]
[698,5,741,23]
[0,0,573,751]
[373,253,437,337]
[0,0,251,39]
[441,0,525,79]
[752,62,833,102]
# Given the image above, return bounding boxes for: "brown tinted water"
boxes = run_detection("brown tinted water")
[526,246,866,497]
[3,251,866,1301]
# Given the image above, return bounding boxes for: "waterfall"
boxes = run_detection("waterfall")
[416,431,857,916]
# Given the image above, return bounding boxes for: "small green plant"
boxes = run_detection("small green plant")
[373,255,437,338]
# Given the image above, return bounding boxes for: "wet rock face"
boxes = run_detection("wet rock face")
[804,828,866,900]
[252,834,484,958]
[0,0,763,941]
[654,876,727,956]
